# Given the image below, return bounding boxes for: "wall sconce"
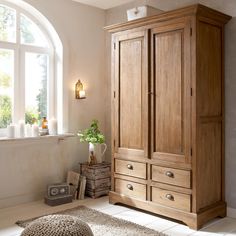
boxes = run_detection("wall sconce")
[75,80,86,99]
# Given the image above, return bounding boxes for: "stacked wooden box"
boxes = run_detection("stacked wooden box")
[80,162,111,198]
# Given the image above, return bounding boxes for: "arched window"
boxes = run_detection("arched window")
[0,1,63,136]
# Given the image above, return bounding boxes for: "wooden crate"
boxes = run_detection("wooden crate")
[80,162,111,198]
[86,188,110,198]
[86,178,111,189]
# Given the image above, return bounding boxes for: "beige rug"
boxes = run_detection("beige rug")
[16,205,165,236]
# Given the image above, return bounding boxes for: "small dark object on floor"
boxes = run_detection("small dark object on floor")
[44,194,73,206]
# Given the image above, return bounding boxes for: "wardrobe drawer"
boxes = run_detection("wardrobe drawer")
[152,165,191,188]
[151,187,191,212]
[115,159,147,179]
[115,178,146,201]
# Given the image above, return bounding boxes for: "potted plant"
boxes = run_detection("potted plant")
[77,120,107,164]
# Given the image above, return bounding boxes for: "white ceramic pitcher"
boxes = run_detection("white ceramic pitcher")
[89,142,107,163]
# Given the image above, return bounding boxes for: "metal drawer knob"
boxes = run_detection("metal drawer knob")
[165,171,174,178]
[127,164,133,170]
[165,194,174,201]
[127,184,133,190]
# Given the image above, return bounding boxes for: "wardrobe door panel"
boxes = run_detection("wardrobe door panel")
[120,38,143,150]
[151,21,191,164]
[113,30,148,160]
[155,30,183,154]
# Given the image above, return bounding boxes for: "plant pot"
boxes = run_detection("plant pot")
[89,142,107,164]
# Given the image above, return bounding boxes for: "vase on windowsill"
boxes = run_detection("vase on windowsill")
[77,120,106,164]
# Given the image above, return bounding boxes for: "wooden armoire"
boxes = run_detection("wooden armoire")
[105,4,231,229]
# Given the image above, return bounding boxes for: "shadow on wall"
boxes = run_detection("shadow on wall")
[225,17,236,209]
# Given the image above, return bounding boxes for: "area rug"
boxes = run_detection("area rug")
[16,205,165,236]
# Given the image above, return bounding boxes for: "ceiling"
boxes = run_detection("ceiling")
[72,0,133,9]
[72,0,236,16]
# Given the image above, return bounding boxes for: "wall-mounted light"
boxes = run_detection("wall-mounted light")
[75,80,86,99]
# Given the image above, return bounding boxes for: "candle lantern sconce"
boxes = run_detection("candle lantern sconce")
[75,80,86,99]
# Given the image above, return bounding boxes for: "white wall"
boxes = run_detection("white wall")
[0,0,106,208]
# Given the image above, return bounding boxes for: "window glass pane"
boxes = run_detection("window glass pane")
[20,14,49,47]
[0,5,16,42]
[25,53,48,125]
[0,49,13,128]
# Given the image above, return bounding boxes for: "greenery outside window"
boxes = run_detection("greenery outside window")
[0,2,55,136]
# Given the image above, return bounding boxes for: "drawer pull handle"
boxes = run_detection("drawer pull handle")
[165,171,174,178]
[127,184,133,190]
[166,194,174,201]
[127,164,133,170]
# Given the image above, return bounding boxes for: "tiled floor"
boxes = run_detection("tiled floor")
[0,196,236,236]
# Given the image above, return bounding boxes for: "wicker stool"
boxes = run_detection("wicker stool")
[20,214,94,236]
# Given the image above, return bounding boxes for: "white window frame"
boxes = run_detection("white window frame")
[0,1,57,137]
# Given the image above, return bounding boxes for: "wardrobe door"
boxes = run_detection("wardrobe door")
[112,29,148,161]
[150,19,191,165]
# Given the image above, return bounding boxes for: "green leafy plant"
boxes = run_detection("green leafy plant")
[77,120,105,144]
[0,95,12,128]
[25,108,39,125]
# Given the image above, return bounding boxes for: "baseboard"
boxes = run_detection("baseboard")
[0,191,45,209]
[227,207,236,218]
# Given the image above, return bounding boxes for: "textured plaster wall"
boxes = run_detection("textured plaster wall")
[0,0,106,208]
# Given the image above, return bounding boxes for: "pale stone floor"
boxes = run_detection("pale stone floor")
[0,196,236,236]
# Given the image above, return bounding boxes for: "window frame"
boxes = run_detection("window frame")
[0,1,56,137]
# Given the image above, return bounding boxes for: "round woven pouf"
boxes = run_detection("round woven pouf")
[20,214,94,236]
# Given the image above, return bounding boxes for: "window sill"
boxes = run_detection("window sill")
[0,133,75,144]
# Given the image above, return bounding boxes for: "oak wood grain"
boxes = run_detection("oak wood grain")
[120,38,143,149]
[108,3,231,230]
[151,186,191,212]
[113,30,148,161]
[150,19,191,165]
[105,4,231,33]
[154,30,183,154]
[109,191,226,230]
[115,178,147,201]
[115,159,147,179]
[151,181,192,195]
[152,165,191,188]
